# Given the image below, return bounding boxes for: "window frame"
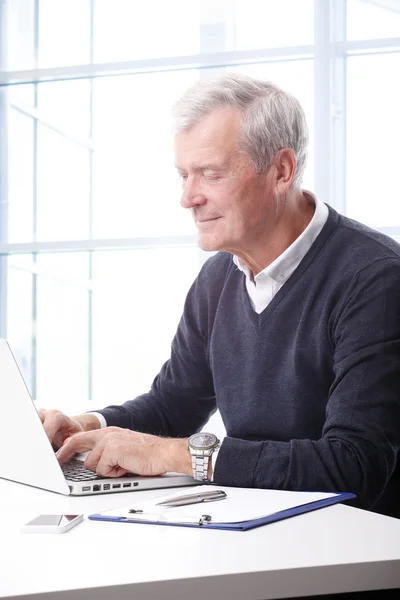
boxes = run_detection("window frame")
[1,0,400,399]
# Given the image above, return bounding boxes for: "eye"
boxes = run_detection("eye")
[203,172,221,180]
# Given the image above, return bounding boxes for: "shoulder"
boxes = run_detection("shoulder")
[332,209,400,263]
[320,208,400,283]
[323,210,400,321]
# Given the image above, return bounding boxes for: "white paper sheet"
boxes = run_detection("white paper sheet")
[101,485,340,524]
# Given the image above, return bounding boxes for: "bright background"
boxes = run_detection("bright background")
[0,0,399,430]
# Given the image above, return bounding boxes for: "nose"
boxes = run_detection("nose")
[180,175,207,209]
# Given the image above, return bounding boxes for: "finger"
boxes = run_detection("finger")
[87,436,129,478]
[83,429,121,471]
[42,412,64,445]
[84,436,127,477]
[52,430,71,451]
[56,431,98,465]
[84,436,108,473]
[96,447,128,478]
[54,430,68,450]
[38,409,58,449]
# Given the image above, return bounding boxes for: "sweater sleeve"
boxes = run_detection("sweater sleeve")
[213,258,400,511]
[93,275,217,437]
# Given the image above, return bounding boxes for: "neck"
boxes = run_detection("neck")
[236,191,315,277]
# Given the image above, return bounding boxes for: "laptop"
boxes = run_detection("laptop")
[0,338,197,496]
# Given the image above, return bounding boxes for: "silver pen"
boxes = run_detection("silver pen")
[156,489,227,507]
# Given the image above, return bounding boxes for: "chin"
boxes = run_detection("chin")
[197,234,223,253]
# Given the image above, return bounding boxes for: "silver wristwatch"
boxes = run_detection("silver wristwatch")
[188,432,220,482]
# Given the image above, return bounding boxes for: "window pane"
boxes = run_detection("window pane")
[38,0,91,68]
[6,254,33,394]
[346,53,400,227]
[7,108,34,243]
[347,0,400,41]
[92,247,201,403]
[233,61,314,190]
[36,126,90,241]
[3,0,35,71]
[8,84,35,107]
[36,252,89,403]
[234,0,314,50]
[92,70,197,238]
[93,0,314,62]
[37,80,91,139]
[93,0,201,62]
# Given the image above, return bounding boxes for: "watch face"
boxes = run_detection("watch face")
[189,432,218,450]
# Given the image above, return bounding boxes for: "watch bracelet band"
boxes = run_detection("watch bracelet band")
[191,454,210,481]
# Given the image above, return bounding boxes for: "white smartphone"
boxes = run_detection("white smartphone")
[21,514,83,534]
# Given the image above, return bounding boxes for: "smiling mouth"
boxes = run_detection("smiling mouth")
[196,217,221,223]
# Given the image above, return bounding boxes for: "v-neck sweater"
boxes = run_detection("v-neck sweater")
[97,205,400,516]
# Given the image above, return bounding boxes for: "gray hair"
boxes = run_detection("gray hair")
[172,72,308,190]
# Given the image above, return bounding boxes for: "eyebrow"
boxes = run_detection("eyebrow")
[175,163,229,172]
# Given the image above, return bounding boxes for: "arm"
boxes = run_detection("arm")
[213,259,400,511]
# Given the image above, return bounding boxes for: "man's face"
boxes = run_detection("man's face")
[174,105,277,257]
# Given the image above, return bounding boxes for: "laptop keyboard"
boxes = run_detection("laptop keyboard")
[62,459,100,482]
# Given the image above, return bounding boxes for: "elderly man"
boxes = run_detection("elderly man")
[40,73,400,518]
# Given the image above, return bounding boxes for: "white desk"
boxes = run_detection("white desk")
[1,478,400,600]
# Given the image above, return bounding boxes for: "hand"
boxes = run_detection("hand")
[38,409,84,449]
[37,409,100,449]
[56,427,192,478]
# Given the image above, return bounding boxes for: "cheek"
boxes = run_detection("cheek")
[208,180,246,212]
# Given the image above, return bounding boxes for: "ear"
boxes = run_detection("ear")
[274,148,296,195]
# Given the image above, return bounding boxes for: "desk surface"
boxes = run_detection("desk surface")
[1,478,400,600]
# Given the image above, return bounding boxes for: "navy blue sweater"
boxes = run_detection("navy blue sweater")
[97,206,400,517]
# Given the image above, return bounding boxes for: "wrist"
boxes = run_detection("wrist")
[73,413,101,432]
[167,438,192,476]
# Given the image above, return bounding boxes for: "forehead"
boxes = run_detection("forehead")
[174,105,242,167]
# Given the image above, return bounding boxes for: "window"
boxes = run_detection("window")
[346,52,400,227]
[91,247,200,403]
[1,0,399,415]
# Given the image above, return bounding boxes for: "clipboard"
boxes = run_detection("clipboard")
[88,486,356,531]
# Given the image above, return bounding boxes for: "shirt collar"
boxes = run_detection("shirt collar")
[233,191,329,285]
